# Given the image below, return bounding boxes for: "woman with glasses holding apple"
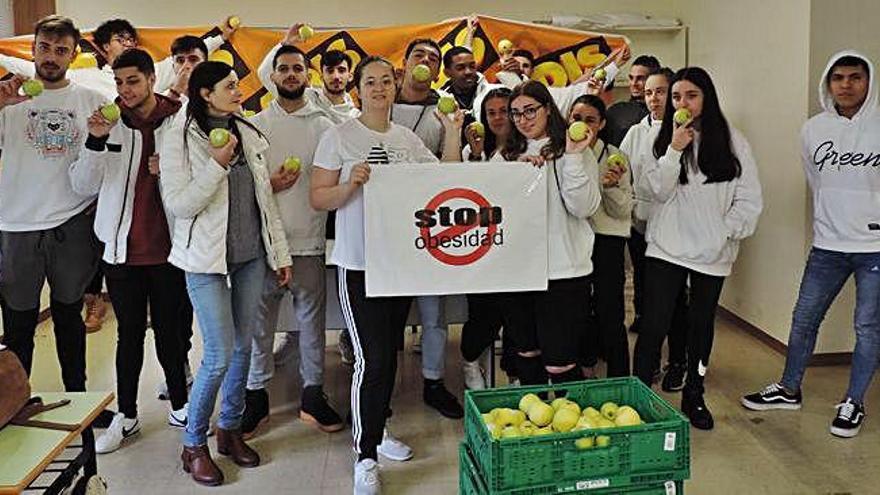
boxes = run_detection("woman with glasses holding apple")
[491,80,602,385]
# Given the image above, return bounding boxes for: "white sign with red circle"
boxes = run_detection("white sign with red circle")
[364,162,548,297]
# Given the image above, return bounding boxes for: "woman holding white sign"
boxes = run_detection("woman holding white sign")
[491,80,602,385]
[310,55,461,495]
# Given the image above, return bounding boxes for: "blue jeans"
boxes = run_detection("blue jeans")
[781,248,880,402]
[417,295,447,380]
[183,257,268,447]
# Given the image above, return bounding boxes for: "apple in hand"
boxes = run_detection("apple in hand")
[568,121,588,142]
[299,24,315,41]
[22,79,43,97]
[209,128,230,148]
[437,96,457,114]
[100,103,121,122]
[673,108,691,126]
[283,156,302,173]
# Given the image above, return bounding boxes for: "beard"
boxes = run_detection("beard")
[36,63,65,83]
[277,83,306,100]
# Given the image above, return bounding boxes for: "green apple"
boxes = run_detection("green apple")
[561,401,581,416]
[495,408,523,427]
[552,408,579,433]
[243,109,256,118]
[518,420,537,436]
[22,79,43,97]
[468,121,485,138]
[600,402,619,420]
[582,407,601,419]
[501,425,521,439]
[411,64,432,83]
[209,128,231,148]
[593,68,607,81]
[673,108,691,126]
[574,416,597,431]
[574,436,595,450]
[498,39,514,54]
[299,24,315,41]
[534,426,554,436]
[551,398,570,412]
[597,417,616,429]
[568,121,588,142]
[595,435,611,447]
[481,413,494,424]
[100,103,121,122]
[527,401,554,427]
[518,393,541,413]
[283,156,302,173]
[607,153,627,170]
[437,96,456,114]
[613,406,642,427]
[227,16,241,29]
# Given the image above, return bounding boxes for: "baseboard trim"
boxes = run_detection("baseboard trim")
[717,307,852,367]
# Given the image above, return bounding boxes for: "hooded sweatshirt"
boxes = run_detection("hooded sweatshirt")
[587,138,632,237]
[801,50,880,253]
[250,99,335,255]
[620,114,663,233]
[643,127,763,277]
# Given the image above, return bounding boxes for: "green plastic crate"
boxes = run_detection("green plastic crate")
[460,443,685,495]
[463,377,690,492]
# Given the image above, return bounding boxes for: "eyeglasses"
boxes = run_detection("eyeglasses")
[510,104,543,122]
[111,35,137,46]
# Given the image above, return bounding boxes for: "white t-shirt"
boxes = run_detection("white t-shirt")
[0,81,106,231]
[313,118,438,270]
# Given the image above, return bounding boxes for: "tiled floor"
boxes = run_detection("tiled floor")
[23,300,880,494]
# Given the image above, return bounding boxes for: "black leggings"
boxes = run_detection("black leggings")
[634,258,724,394]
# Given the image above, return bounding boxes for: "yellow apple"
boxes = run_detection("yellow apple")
[552,408,580,433]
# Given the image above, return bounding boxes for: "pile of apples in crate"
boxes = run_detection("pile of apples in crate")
[481,393,644,450]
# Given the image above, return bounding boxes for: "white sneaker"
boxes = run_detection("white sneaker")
[463,360,487,390]
[168,403,188,428]
[377,428,413,462]
[95,413,140,454]
[157,363,193,400]
[272,332,297,367]
[353,458,381,495]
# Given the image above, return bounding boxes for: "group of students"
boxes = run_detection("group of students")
[0,12,877,495]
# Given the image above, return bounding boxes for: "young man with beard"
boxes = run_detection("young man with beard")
[68,48,189,453]
[0,15,105,393]
[242,45,344,437]
[604,54,660,147]
[258,23,359,123]
[743,52,880,438]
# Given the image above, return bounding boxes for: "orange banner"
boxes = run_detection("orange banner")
[0,15,628,112]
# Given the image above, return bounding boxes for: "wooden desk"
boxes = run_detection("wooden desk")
[0,392,113,494]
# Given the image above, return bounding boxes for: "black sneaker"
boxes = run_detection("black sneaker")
[300,385,344,433]
[681,391,714,430]
[423,380,464,419]
[661,362,687,392]
[830,398,865,438]
[242,388,269,439]
[741,383,802,411]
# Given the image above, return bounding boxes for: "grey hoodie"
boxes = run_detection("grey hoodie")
[801,50,880,252]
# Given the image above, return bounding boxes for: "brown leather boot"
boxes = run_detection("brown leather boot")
[216,428,260,467]
[181,445,224,486]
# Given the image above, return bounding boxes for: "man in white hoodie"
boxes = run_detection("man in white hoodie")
[243,44,343,436]
[0,15,105,393]
[743,51,880,438]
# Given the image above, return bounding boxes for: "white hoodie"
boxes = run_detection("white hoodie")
[644,128,763,277]
[620,114,663,233]
[491,140,601,279]
[801,50,880,253]
[250,99,334,255]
